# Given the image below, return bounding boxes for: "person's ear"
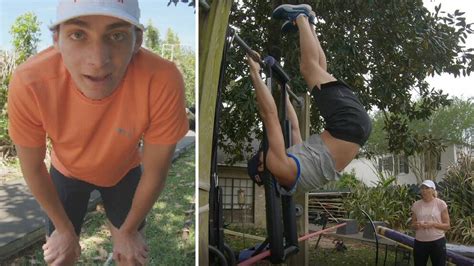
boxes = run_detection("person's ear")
[133,29,143,54]
[53,29,59,50]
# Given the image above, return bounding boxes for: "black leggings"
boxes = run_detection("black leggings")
[413,237,447,266]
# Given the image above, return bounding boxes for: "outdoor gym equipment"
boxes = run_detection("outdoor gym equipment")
[378,226,474,266]
[238,222,347,266]
[229,27,299,264]
[208,26,234,266]
[230,29,303,107]
[208,26,307,265]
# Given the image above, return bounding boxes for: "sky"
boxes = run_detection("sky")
[422,0,473,99]
[0,0,195,51]
[0,1,472,99]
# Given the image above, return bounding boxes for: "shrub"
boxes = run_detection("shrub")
[343,175,417,231]
[0,51,17,156]
[439,154,474,245]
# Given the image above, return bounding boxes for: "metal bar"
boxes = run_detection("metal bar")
[229,28,303,106]
[378,226,474,266]
[285,84,304,107]
[238,223,347,266]
[199,0,210,12]
[232,32,264,67]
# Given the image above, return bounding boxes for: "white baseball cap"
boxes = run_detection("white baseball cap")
[50,0,144,30]
[421,180,436,190]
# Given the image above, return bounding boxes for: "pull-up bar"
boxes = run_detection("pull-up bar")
[238,222,348,266]
[229,27,303,106]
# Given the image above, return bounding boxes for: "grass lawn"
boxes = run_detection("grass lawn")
[2,146,195,265]
[224,225,416,266]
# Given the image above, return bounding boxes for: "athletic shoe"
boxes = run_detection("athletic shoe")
[272,4,312,22]
[281,20,298,34]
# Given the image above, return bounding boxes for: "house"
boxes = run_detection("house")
[344,144,472,186]
[216,141,472,227]
[215,139,266,227]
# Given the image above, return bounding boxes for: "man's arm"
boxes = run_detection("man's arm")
[247,54,298,188]
[285,93,303,145]
[112,142,176,264]
[15,145,80,264]
[121,142,175,232]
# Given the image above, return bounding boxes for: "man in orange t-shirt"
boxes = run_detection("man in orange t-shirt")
[7,0,188,265]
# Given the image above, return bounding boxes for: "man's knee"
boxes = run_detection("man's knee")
[300,62,335,90]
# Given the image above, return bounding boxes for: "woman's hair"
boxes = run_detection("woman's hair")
[433,189,438,198]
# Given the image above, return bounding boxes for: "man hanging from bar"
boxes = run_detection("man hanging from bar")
[246,4,372,195]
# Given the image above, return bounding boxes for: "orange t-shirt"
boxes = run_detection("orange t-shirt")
[8,47,189,186]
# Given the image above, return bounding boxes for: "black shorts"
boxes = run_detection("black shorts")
[312,80,372,146]
[46,165,145,236]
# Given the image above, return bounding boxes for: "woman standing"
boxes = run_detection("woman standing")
[411,180,451,266]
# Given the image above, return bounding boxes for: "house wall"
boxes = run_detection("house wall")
[344,144,458,186]
[217,165,266,227]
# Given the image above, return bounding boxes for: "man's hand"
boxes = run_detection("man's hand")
[246,50,262,75]
[111,225,148,265]
[42,229,81,265]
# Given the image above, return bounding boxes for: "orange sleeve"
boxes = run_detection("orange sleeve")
[143,63,189,144]
[7,70,46,147]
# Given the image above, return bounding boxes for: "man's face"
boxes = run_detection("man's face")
[54,15,142,100]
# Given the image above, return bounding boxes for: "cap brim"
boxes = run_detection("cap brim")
[49,8,144,30]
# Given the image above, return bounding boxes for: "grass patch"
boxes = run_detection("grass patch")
[2,146,195,265]
[310,240,413,266]
[222,225,416,266]
[0,157,22,183]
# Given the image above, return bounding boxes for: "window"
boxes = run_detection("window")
[221,177,254,224]
[398,155,409,174]
[378,156,394,172]
[379,155,409,174]
[424,153,442,172]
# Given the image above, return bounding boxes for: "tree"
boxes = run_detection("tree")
[9,12,41,64]
[179,48,196,107]
[143,20,195,107]
[365,97,474,182]
[2,12,40,156]
[144,19,161,52]
[219,1,474,164]
[167,0,195,8]
[162,29,182,60]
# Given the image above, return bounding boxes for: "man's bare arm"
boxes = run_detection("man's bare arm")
[16,145,80,264]
[247,54,298,188]
[112,142,176,265]
[16,145,75,233]
[120,142,176,232]
[285,93,303,145]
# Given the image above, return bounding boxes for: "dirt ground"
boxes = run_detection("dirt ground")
[0,161,22,184]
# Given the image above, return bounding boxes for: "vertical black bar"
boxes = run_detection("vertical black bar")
[280,81,298,251]
[209,27,233,257]
[262,169,284,263]
[262,66,285,264]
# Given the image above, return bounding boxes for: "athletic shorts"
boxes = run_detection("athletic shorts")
[312,80,372,146]
[46,165,145,236]
[277,134,340,195]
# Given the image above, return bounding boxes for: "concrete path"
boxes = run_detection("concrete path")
[0,131,195,261]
